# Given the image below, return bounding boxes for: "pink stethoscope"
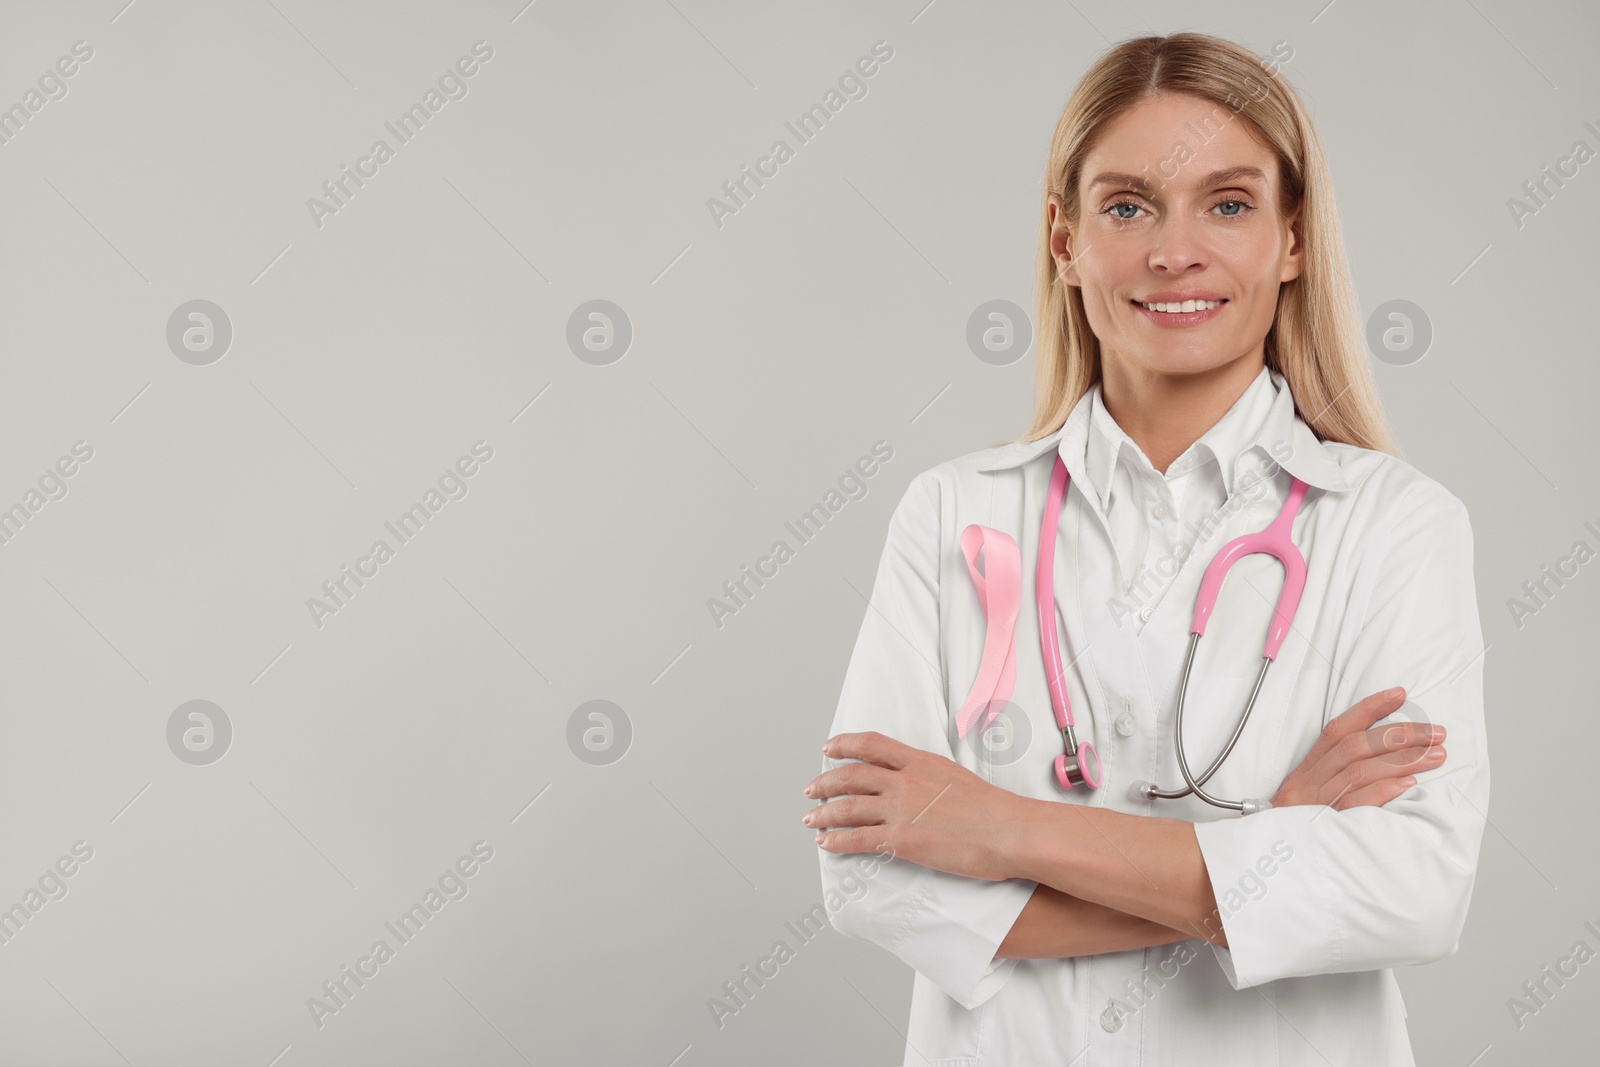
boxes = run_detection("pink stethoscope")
[954,453,1310,815]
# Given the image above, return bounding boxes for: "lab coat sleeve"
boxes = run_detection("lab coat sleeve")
[1192,480,1490,991]
[818,469,1038,1011]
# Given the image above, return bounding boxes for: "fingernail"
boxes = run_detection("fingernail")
[801,812,816,826]
[814,832,825,845]
[1398,776,1417,787]
[1426,746,1445,759]
[1428,727,1445,742]
[802,785,814,797]
[1385,687,1403,700]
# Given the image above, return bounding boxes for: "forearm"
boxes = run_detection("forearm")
[996,883,1197,959]
[1007,799,1229,947]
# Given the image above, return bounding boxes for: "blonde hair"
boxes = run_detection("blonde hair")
[1024,32,1399,456]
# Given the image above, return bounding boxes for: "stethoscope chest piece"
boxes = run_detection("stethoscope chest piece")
[1054,732,1101,790]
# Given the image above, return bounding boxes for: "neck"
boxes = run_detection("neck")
[1098,353,1266,473]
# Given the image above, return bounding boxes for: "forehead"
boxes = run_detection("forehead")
[1080,92,1276,193]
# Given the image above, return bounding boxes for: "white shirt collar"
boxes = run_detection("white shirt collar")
[976,367,1354,496]
[1084,365,1277,512]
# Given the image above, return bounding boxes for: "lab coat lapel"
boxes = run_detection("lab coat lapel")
[960,433,1108,803]
[957,452,1050,790]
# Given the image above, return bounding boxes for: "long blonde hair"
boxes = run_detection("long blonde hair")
[1024,32,1399,456]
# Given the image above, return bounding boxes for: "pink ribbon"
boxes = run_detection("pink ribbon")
[954,524,1021,739]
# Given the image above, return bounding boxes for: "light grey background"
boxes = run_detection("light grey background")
[0,0,1593,1064]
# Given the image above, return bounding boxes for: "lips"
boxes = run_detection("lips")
[1136,289,1227,304]
[1131,298,1228,327]
[1132,297,1227,313]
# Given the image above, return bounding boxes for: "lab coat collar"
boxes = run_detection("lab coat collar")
[974,369,1352,494]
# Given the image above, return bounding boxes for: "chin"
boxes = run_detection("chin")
[1131,352,1239,377]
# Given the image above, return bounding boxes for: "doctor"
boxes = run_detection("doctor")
[803,32,1488,1067]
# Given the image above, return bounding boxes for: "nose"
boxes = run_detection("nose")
[1146,212,1208,274]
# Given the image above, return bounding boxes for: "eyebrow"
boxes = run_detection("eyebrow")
[1087,165,1269,194]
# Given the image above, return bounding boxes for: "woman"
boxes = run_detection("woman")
[802,32,1488,1066]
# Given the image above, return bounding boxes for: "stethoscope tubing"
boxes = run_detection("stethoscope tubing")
[1037,454,1309,814]
[1148,633,1273,814]
[1036,456,1101,789]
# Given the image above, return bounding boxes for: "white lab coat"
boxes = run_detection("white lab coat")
[817,369,1489,1066]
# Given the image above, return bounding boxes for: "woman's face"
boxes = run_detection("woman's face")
[1047,92,1302,382]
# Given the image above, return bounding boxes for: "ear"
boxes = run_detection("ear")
[1280,203,1305,285]
[1047,193,1080,288]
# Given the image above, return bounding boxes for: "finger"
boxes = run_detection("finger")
[1326,687,1408,741]
[1371,721,1446,755]
[1367,744,1446,776]
[814,825,897,857]
[804,793,885,831]
[823,730,916,770]
[808,761,889,801]
[1331,775,1419,810]
[1324,746,1445,799]
[1303,688,1408,777]
[1315,723,1444,781]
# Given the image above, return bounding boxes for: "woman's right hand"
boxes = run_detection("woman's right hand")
[1270,687,1446,810]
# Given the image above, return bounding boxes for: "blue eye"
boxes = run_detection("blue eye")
[1102,197,1255,221]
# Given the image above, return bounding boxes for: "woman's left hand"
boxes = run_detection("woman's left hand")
[802,731,1032,883]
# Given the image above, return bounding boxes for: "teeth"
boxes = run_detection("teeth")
[1139,299,1223,313]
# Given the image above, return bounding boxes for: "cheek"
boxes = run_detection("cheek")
[1216,248,1284,313]
[1074,255,1139,317]
[1075,284,1125,340]
[1234,273,1286,326]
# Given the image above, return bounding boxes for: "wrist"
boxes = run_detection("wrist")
[999,794,1059,885]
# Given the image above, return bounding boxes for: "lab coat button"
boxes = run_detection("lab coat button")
[1115,712,1136,736]
[1100,1000,1127,1032]
[1139,606,1154,622]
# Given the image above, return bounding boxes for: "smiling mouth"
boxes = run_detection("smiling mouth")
[1132,298,1228,314]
